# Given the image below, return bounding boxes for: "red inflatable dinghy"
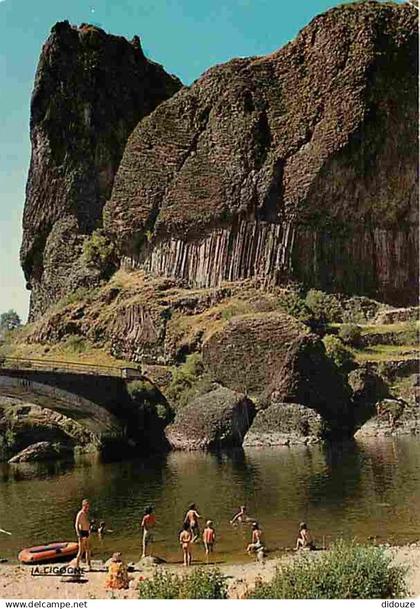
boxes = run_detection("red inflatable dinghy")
[18,541,78,564]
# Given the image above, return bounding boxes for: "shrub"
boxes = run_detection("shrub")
[138,568,228,599]
[338,324,362,347]
[247,540,407,599]
[127,379,173,424]
[394,321,419,347]
[166,353,206,407]
[323,335,355,373]
[65,335,87,354]
[305,290,342,323]
[82,229,115,273]
[277,291,312,323]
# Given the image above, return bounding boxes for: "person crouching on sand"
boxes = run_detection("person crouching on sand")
[295,522,315,550]
[105,552,129,590]
[75,498,92,570]
[141,506,156,558]
[179,522,193,566]
[203,520,216,563]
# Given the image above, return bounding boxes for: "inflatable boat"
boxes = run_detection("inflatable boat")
[18,541,78,564]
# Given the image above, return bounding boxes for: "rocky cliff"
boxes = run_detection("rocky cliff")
[106,1,418,306]
[21,21,182,320]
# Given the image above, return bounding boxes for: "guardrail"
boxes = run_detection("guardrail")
[0,356,143,379]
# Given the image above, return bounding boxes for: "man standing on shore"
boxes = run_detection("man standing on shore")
[75,498,92,570]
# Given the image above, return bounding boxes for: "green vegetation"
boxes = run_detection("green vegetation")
[138,568,228,599]
[323,335,355,373]
[65,335,87,354]
[0,426,17,461]
[338,323,362,347]
[0,309,21,331]
[166,353,215,409]
[277,291,311,323]
[305,289,342,324]
[82,229,115,274]
[247,540,408,599]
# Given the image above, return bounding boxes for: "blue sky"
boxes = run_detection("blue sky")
[0,0,401,321]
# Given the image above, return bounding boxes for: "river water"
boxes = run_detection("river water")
[0,436,419,565]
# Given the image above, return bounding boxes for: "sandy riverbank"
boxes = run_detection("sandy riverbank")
[1,545,419,599]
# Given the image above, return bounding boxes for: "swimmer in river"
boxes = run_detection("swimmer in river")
[202,520,216,563]
[179,522,193,566]
[141,506,156,558]
[75,498,92,570]
[184,503,201,542]
[295,522,315,550]
[230,505,252,525]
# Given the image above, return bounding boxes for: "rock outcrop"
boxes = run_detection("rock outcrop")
[21,21,182,320]
[243,402,323,447]
[8,441,72,463]
[165,386,255,450]
[106,1,418,306]
[203,311,351,431]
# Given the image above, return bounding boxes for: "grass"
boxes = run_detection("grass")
[353,344,420,363]
[138,568,228,599]
[247,540,408,599]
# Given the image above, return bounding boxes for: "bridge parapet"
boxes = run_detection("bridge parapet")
[0,356,142,379]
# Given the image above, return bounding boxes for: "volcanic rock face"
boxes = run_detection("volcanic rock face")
[22,21,182,320]
[107,2,418,306]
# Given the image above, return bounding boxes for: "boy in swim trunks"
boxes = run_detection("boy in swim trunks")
[247,521,264,554]
[179,522,193,566]
[203,520,216,563]
[184,503,201,542]
[75,498,91,570]
[141,506,156,558]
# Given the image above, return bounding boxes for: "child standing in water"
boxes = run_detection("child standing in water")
[184,503,201,542]
[141,506,156,558]
[179,523,193,566]
[202,520,216,563]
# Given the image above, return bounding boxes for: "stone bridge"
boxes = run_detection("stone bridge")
[0,357,154,448]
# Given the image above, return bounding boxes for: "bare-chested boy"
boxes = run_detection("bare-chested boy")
[184,503,201,542]
[75,499,92,570]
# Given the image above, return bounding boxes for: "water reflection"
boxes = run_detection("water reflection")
[0,437,419,563]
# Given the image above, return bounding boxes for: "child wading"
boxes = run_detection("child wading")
[179,522,193,566]
[203,520,216,563]
[184,503,201,542]
[141,506,156,558]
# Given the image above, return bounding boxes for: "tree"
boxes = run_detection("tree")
[0,309,21,331]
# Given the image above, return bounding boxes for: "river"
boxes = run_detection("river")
[0,436,419,564]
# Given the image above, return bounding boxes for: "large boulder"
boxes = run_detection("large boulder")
[348,366,389,427]
[203,312,351,431]
[243,402,323,447]
[8,441,72,463]
[355,398,420,437]
[165,386,255,450]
